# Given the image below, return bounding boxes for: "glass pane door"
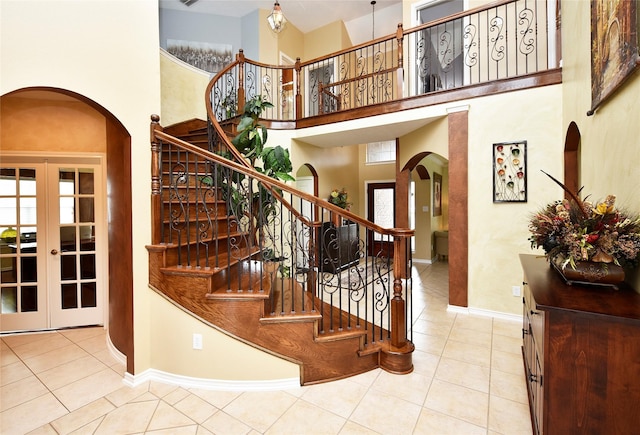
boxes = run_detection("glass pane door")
[0,159,105,332]
[0,166,47,331]
[367,182,396,258]
[49,165,103,328]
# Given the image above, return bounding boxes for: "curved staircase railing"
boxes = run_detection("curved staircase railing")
[148,114,415,383]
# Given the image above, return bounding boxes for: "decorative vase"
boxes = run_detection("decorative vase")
[551,254,625,290]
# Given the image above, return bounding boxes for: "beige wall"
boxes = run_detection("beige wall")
[1,0,302,381]
[398,117,449,261]
[0,0,160,374]
[1,92,106,153]
[160,51,210,127]
[467,85,563,314]
[275,21,305,63]
[561,0,640,290]
[303,21,352,61]
[149,291,298,380]
[292,139,360,212]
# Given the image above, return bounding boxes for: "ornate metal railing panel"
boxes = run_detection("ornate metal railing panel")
[407,0,551,96]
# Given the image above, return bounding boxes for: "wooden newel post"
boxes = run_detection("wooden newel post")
[295,57,302,120]
[237,50,246,114]
[150,114,163,245]
[395,23,405,100]
[391,234,408,347]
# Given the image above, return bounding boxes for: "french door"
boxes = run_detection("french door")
[0,157,105,332]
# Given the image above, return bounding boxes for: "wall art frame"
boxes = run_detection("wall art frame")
[433,172,442,216]
[167,39,232,74]
[493,141,527,203]
[588,0,639,115]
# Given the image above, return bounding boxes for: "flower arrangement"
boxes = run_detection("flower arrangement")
[328,188,351,210]
[528,172,640,269]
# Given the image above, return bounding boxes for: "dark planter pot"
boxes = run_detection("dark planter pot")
[551,254,625,290]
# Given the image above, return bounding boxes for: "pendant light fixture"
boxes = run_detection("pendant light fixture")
[267,1,287,33]
[371,1,376,39]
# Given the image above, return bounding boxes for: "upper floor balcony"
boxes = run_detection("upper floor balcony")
[206,0,561,131]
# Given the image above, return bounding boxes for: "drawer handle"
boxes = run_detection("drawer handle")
[529,373,538,383]
[530,310,539,316]
[522,328,529,336]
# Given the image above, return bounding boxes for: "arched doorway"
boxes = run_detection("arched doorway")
[398,110,468,308]
[0,87,134,373]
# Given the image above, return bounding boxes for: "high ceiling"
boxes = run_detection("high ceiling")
[159,0,402,34]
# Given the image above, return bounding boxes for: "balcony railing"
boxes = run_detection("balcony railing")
[207,0,557,123]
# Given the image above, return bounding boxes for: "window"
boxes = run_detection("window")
[366,140,396,164]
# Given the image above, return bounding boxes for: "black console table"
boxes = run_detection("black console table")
[318,222,360,273]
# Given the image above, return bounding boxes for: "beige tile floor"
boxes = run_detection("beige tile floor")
[1,262,532,434]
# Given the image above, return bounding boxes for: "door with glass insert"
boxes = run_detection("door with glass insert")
[0,166,47,331]
[367,182,396,259]
[0,160,104,332]
[48,164,103,328]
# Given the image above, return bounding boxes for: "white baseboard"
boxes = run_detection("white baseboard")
[447,305,522,322]
[123,368,301,392]
[106,330,127,367]
[412,257,433,265]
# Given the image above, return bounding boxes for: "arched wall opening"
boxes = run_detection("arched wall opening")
[0,87,134,373]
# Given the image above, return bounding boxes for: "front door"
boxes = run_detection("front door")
[0,158,105,332]
[367,182,395,258]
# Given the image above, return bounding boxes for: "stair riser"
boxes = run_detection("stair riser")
[161,161,213,174]
[161,187,224,203]
[162,238,252,268]
[161,219,240,244]
[162,202,228,220]
[214,259,273,292]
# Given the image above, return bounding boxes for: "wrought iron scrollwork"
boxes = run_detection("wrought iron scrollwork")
[518,7,535,56]
[489,16,506,63]
[463,23,478,67]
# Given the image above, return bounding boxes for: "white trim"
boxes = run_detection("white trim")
[446,104,470,114]
[106,330,127,367]
[123,368,301,392]
[447,304,468,314]
[447,305,523,323]
[160,48,211,78]
[412,257,433,265]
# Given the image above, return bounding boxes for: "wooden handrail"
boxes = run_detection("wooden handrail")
[152,126,413,240]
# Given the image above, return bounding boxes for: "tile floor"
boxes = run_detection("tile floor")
[1,261,532,434]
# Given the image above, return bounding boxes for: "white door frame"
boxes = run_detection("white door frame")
[0,152,107,332]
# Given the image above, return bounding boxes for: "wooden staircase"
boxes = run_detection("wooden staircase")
[147,119,412,385]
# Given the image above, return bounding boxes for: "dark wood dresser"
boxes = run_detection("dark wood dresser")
[520,254,640,434]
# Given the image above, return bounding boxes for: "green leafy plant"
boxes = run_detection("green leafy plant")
[216,95,295,245]
[231,96,294,183]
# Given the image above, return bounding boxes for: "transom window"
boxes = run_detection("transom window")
[366,140,396,164]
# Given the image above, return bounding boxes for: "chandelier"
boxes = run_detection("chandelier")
[267,1,287,33]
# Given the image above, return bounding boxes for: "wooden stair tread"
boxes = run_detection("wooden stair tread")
[315,328,367,343]
[160,246,261,269]
[205,289,270,300]
[159,265,214,277]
